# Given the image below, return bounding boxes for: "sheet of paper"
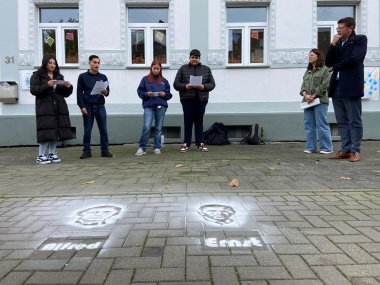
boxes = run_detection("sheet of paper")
[190,75,202,87]
[56,80,68,85]
[300,98,321,109]
[91,81,109,95]
[153,92,160,97]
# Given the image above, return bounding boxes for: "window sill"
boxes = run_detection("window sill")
[225,65,270,69]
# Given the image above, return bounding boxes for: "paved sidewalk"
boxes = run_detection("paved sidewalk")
[0,142,379,284]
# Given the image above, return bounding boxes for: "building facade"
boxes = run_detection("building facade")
[0,0,379,146]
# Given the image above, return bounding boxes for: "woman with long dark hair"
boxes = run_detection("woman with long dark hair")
[30,54,73,164]
[300,49,333,154]
[135,59,172,155]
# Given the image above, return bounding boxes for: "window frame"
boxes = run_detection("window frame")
[225,7,268,67]
[127,7,169,67]
[38,8,79,67]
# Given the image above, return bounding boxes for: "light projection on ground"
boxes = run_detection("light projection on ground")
[40,241,102,251]
[75,205,122,226]
[197,204,236,225]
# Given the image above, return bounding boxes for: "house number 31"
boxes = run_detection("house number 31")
[5,56,15,64]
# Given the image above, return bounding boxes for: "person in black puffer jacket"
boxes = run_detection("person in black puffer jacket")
[30,54,73,164]
[173,49,216,153]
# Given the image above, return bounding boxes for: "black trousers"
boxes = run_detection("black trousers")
[181,99,207,147]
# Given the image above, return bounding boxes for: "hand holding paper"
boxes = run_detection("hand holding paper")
[300,98,321,109]
[91,80,109,95]
[189,75,202,87]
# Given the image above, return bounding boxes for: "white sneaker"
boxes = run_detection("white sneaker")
[135,148,146,156]
[303,149,312,154]
[48,153,61,163]
[320,150,333,154]
[36,155,51,165]
[153,148,161,155]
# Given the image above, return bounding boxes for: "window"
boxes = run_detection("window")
[127,7,169,66]
[38,7,79,66]
[317,5,355,56]
[226,7,268,66]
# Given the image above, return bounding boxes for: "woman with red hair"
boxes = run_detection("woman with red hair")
[135,60,172,155]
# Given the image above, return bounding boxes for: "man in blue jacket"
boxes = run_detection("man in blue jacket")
[77,55,113,159]
[326,17,367,162]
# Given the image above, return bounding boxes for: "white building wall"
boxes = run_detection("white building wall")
[173,0,190,49]
[18,0,29,50]
[83,0,121,50]
[275,0,313,48]
[367,0,380,47]
[208,0,222,50]
[12,0,380,107]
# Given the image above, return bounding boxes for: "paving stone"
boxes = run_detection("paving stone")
[79,258,114,284]
[15,259,67,271]
[210,255,257,266]
[272,244,319,254]
[0,271,32,285]
[0,260,20,279]
[302,254,355,266]
[186,256,210,281]
[133,268,185,282]
[25,271,82,284]
[312,266,352,285]
[338,264,380,277]
[113,257,161,269]
[279,255,316,278]
[337,243,378,264]
[162,246,185,267]
[211,267,239,285]
[307,236,342,253]
[237,266,291,280]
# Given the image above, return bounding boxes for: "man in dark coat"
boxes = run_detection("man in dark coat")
[173,49,216,152]
[30,54,73,164]
[326,17,367,162]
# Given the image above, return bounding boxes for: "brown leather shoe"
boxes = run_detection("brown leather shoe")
[328,150,350,159]
[349,152,360,162]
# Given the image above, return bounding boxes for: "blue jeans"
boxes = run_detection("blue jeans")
[304,103,333,152]
[138,106,167,151]
[332,96,363,153]
[82,104,109,153]
[181,100,207,147]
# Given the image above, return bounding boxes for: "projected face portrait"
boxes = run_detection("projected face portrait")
[198,204,236,225]
[75,206,121,226]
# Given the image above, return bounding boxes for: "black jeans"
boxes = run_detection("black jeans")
[181,99,207,147]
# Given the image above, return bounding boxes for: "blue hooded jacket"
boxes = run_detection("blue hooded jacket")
[137,75,172,108]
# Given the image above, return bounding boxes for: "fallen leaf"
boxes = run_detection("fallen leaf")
[175,164,184,168]
[229,178,240,187]
[82,180,96,184]
[340,176,351,180]
[315,160,320,164]
[373,170,380,173]
[267,166,276,171]
[222,160,230,163]
[377,151,380,153]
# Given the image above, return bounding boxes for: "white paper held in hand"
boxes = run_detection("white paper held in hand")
[91,80,109,95]
[300,98,321,109]
[189,75,202,87]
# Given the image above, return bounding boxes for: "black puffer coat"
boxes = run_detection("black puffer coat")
[30,69,73,143]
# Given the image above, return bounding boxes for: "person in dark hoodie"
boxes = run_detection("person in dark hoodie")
[135,59,172,156]
[173,49,215,153]
[77,55,113,159]
[30,54,73,164]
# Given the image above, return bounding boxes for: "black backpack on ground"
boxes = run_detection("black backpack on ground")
[203,122,231,145]
[240,124,265,145]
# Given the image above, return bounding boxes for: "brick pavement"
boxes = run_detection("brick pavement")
[0,141,379,284]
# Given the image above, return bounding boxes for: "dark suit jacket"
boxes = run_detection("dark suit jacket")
[325,33,367,98]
